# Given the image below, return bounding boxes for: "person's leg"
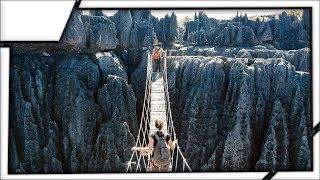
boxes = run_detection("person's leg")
[157,60,160,71]
[151,163,160,172]
[153,60,157,72]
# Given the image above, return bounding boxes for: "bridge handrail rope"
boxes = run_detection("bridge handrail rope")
[126,50,152,172]
[163,50,192,172]
[126,49,192,172]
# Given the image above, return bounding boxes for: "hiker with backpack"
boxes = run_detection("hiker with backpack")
[152,45,163,72]
[149,119,178,172]
[132,119,178,172]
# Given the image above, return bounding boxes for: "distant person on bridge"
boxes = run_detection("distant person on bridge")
[152,44,163,72]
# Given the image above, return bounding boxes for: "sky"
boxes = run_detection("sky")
[103,9,287,21]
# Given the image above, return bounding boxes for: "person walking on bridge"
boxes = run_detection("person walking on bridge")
[132,119,178,172]
[148,119,178,172]
[152,44,163,72]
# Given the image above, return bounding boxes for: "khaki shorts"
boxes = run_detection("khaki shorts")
[150,159,171,172]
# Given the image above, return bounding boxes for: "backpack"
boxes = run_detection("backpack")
[153,132,171,166]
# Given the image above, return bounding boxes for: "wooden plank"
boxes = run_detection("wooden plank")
[149,71,168,134]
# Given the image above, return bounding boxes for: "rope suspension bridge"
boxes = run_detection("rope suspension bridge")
[126,50,192,172]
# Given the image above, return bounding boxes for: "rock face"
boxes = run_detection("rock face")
[8,9,312,174]
[255,101,289,171]
[61,10,87,51]
[128,10,158,49]
[221,77,253,171]
[110,10,133,49]
[53,54,102,173]
[167,54,311,171]
[155,13,178,48]
[183,10,310,50]
[9,51,137,173]
[131,52,150,108]
[82,15,119,51]
[8,10,162,174]
[210,22,259,47]
[170,46,310,72]
[255,21,273,42]
[10,53,57,173]
[62,11,118,52]
[109,10,178,50]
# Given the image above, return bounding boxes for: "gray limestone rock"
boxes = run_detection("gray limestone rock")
[44,140,63,173]
[255,126,277,171]
[60,10,119,52]
[255,101,289,171]
[9,51,138,173]
[97,75,138,135]
[221,77,253,171]
[8,9,312,174]
[167,52,310,171]
[94,52,128,83]
[110,10,133,49]
[88,122,134,172]
[82,15,119,51]
[61,10,86,51]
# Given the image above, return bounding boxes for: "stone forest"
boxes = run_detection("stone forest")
[8,9,311,173]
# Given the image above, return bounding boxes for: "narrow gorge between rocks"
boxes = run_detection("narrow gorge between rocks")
[8,9,312,173]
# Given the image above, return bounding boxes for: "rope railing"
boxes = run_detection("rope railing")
[126,49,192,172]
[126,51,152,172]
[163,50,192,172]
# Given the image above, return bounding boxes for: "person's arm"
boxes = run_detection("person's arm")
[147,137,154,152]
[168,139,178,150]
[131,137,154,155]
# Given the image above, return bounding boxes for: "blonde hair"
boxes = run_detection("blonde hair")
[155,119,164,130]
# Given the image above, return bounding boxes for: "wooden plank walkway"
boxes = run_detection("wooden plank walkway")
[149,72,167,135]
